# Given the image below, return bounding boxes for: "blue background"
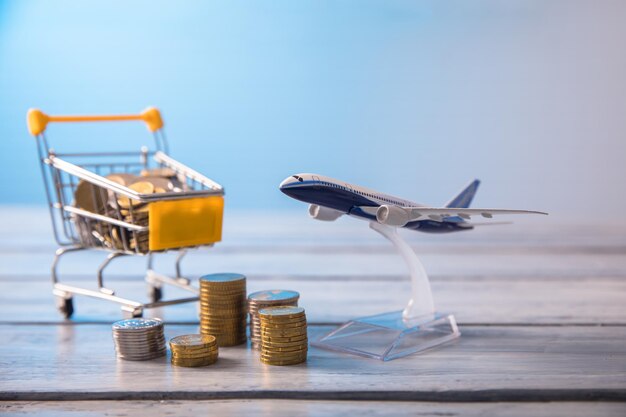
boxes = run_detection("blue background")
[1,0,625,216]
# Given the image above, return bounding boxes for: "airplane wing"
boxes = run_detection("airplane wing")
[360,205,547,227]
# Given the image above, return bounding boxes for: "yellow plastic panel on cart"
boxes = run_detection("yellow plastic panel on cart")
[148,196,224,251]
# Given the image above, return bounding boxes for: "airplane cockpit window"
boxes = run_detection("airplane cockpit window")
[292,176,304,182]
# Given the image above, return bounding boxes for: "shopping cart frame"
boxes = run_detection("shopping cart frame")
[27,107,224,319]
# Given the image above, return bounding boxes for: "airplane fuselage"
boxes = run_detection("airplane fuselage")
[280,174,472,233]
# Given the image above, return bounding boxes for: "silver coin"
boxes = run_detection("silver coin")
[115,336,165,342]
[112,330,164,336]
[248,290,299,303]
[116,345,167,353]
[112,332,164,340]
[116,349,166,356]
[112,318,163,331]
[118,352,166,361]
[115,342,165,350]
[117,347,167,354]
[199,273,246,284]
[258,306,305,317]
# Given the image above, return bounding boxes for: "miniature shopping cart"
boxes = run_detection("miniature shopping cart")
[27,107,224,319]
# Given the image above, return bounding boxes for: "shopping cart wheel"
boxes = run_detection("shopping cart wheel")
[56,296,74,319]
[147,285,163,303]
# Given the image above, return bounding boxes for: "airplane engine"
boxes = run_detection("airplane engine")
[308,204,343,221]
[376,205,409,227]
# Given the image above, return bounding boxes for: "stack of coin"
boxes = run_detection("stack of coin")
[248,290,300,349]
[72,168,184,253]
[199,273,247,347]
[259,306,308,366]
[170,334,219,367]
[112,318,166,361]
[117,181,155,253]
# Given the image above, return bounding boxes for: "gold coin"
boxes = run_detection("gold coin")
[260,353,308,362]
[170,334,216,347]
[261,346,308,354]
[172,340,218,348]
[260,349,308,358]
[261,330,307,339]
[175,347,218,354]
[171,351,218,359]
[260,358,306,366]
[260,314,306,321]
[130,181,154,194]
[199,311,246,317]
[214,337,246,346]
[199,273,246,283]
[199,328,246,334]
[120,205,149,216]
[260,322,307,330]
[261,322,307,330]
[171,357,218,365]
[260,317,306,326]
[199,319,246,325]
[199,288,246,296]
[261,334,308,343]
[106,173,137,186]
[199,299,246,306]
[117,181,154,208]
[171,343,218,350]
[200,290,245,295]
[258,306,305,318]
[137,175,172,188]
[200,319,247,325]
[199,324,246,330]
[74,180,108,214]
[199,326,245,333]
[261,339,308,348]
[248,290,300,303]
[171,359,217,368]
[200,319,246,325]
[199,303,246,309]
[199,285,245,289]
[141,168,176,178]
[199,283,245,289]
[172,353,218,361]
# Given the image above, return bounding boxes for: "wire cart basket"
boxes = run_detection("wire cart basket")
[27,107,224,319]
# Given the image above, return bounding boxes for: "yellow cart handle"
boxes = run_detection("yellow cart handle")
[27,107,163,136]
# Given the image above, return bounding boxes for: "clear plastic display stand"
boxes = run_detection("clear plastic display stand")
[312,222,460,361]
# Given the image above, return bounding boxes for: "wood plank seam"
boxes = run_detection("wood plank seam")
[2,389,626,402]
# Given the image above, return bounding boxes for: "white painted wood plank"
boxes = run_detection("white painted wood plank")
[2,247,626,280]
[0,325,624,399]
[0,277,623,324]
[1,400,625,417]
[3,207,626,248]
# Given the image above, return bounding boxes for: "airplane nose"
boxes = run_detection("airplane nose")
[279,176,297,190]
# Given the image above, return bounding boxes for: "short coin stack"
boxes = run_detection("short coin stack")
[199,273,247,347]
[259,306,308,366]
[112,318,166,361]
[248,290,300,349]
[169,334,219,367]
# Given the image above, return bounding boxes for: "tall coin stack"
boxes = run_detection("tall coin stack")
[248,290,300,349]
[112,318,166,361]
[259,306,308,366]
[199,273,247,347]
[169,334,219,367]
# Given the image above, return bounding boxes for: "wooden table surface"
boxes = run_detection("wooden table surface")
[0,207,625,416]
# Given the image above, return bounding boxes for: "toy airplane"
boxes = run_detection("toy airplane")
[279,173,547,232]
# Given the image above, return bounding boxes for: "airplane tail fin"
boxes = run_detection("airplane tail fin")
[444,179,480,208]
